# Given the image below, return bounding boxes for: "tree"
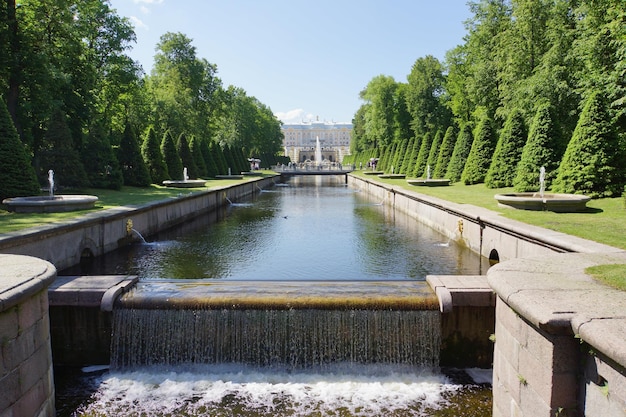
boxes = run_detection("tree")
[37,108,88,188]
[141,126,168,184]
[359,75,398,149]
[412,132,432,178]
[485,109,526,188]
[513,104,561,192]
[426,129,444,176]
[552,92,625,197]
[433,126,456,178]
[462,116,496,185]
[118,123,151,186]
[0,99,40,201]
[161,131,183,180]
[82,124,123,190]
[446,124,473,183]
[189,136,207,178]
[176,133,198,179]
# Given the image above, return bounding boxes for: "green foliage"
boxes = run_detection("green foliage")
[210,141,228,175]
[486,109,526,188]
[553,92,625,197]
[189,136,207,178]
[141,126,169,184]
[118,123,151,187]
[393,139,409,174]
[462,117,496,185]
[412,132,432,178]
[426,130,443,176]
[433,126,456,178]
[446,125,473,182]
[161,131,183,180]
[200,139,218,178]
[81,125,123,190]
[514,104,561,192]
[0,99,40,201]
[399,137,415,174]
[176,133,198,179]
[37,108,88,188]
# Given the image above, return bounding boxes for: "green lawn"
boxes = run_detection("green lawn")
[353,171,626,250]
[586,264,626,291]
[2,172,625,251]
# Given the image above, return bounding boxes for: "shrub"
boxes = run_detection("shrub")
[412,132,432,178]
[176,133,198,179]
[161,131,183,180]
[118,123,151,187]
[82,124,123,190]
[433,126,456,178]
[462,116,496,185]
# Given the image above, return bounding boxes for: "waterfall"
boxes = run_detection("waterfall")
[111,307,441,369]
[110,280,441,370]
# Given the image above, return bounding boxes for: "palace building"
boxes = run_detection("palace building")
[281,119,352,163]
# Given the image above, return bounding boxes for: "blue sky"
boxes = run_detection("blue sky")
[108,0,472,124]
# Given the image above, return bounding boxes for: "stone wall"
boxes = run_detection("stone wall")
[0,255,56,417]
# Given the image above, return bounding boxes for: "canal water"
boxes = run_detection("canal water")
[56,176,492,416]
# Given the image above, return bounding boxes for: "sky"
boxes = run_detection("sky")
[108,0,473,124]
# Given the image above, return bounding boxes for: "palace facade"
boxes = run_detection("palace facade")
[281,119,352,163]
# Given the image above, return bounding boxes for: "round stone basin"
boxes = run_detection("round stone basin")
[407,179,451,187]
[377,174,406,179]
[494,192,591,212]
[2,195,98,213]
[162,179,207,188]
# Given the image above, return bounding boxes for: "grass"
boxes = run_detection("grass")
[353,171,626,250]
[585,264,626,291]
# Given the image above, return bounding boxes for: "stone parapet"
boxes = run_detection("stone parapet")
[0,254,56,417]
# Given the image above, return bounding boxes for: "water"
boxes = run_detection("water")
[56,176,492,416]
[65,176,489,279]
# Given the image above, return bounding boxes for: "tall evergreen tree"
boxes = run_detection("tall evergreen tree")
[485,109,526,188]
[446,124,473,183]
[176,133,198,179]
[393,139,409,174]
[210,141,227,175]
[200,138,218,177]
[161,131,183,180]
[37,108,88,188]
[141,126,168,184]
[433,126,456,178]
[82,124,124,190]
[412,132,432,177]
[118,123,151,187]
[189,136,207,177]
[552,92,625,197]
[462,116,496,185]
[513,103,561,192]
[399,137,415,174]
[426,129,444,176]
[0,99,40,201]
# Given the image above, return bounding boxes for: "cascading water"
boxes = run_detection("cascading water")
[315,136,322,166]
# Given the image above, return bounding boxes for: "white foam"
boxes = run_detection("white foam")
[78,364,462,416]
[465,367,493,384]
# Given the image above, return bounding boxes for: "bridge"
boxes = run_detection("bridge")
[273,164,355,181]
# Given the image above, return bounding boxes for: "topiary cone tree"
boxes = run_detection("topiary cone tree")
[445,124,473,183]
[513,103,561,192]
[141,126,169,184]
[0,99,40,201]
[462,116,496,185]
[433,126,456,178]
[176,133,198,179]
[552,91,626,198]
[161,130,183,180]
[485,109,526,188]
[119,122,152,187]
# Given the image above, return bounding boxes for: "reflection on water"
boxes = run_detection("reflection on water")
[63,176,489,279]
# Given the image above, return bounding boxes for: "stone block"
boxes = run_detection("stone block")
[495,316,520,370]
[494,343,522,405]
[519,382,552,417]
[17,294,40,331]
[0,369,19,411]
[19,343,50,394]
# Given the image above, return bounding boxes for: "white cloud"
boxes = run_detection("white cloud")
[133,0,163,3]
[130,16,148,30]
[139,6,150,14]
[274,109,316,124]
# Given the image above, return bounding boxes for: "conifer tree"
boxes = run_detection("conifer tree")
[223,144,238,174]
[445,124,473,183]
[210,141,227,175]
[433,126,456,178]
[176,133,198,179]
[161,131,183,180]
[118,123,151,186]
[462,117,496,185]
[38,108,88,188]
[82,124,124,190]
[393,139,409,174]
[141,126,169,184]
[426,130,443,176]
[404,136,421,177]
[399,137,415,174]
[412,132,432,177]
[189,136,207,178]
[0,99,40,201]
[200,138,218,177]
[485,109,526,188]
[513,104,561,192]
[552,92,625,197]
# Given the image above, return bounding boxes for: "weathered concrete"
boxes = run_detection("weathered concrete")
[489,252,626,417]
[0,254,56,417]
[48,275,138,366]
